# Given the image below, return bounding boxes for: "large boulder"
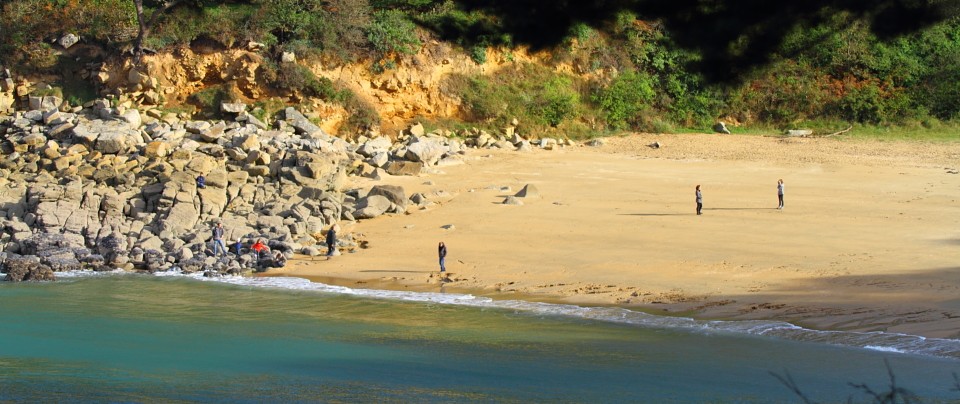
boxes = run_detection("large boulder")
[405,140,446,166]
[357,137,393,157]
[284,108,328,140]
[3,255,55,282]
[20,233,86,255]
[515,184,540,198]
[369,185,406,211]
[384,161,423,176]
[354,195,392,219]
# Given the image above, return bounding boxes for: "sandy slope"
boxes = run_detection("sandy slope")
[273,133,960,339]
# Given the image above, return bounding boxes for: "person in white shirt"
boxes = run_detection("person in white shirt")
[777,179,785,210]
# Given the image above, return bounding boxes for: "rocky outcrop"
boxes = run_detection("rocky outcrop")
[0,80,563,281]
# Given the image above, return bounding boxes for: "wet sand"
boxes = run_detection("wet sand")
[268,133,960,339]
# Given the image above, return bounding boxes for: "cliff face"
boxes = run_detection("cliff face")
[84,40,561,135]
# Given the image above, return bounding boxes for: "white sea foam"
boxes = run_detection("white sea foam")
[865,345,908,354]
[57,269,960,360]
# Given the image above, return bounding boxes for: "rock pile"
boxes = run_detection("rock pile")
[0,94,571,281]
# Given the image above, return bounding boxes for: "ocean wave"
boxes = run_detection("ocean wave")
[57,269,960,360]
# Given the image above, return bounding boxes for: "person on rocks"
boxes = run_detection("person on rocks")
[326,224,338,260]
[211,222,227,256]
[273,251,287,268]
[695,185,703,215]
[252,239,269,261]
[777,179,785,210]
[438,241,447,273]
[233,239,243,256]
[196,175,206,189]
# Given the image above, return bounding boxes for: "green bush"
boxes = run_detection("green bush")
[446,64,587,133]
[367,9,421,57]
[532,76,579,127]
[269,63,341,101]
[593,70,656,129]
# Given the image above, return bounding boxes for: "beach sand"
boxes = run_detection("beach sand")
[270,133,960,339]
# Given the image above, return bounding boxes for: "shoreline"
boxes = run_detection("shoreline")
[269,133,960,340]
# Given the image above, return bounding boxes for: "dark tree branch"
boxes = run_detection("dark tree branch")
[133,0,187,63]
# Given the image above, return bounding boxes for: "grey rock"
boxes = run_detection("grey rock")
[357,136,392,157]
[354,195,392,219]
[3,255,55,282]
[221,103,247,114]
[385,161,423,176]
[409,122,426,137]
[185,121,212,134]
[369,185,406,211]
[502,196,524,205]
[515,184,540,198]
[713,122,731,134]
[284,108,327,140]
[59,33,80,49]
[301,246,322,256]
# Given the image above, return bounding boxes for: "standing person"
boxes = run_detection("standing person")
[211,222,226,256]
[325,224,338,260]
[438,242,447,273]
[695,185,702,215]
[777,179,785,210]
[251,239,269,261]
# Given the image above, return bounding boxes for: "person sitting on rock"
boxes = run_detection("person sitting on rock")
[273,251,287,268]
[196,175,206,189]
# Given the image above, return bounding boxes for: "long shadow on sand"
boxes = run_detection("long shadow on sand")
[619,213,689,216]
[707,207,780,211]
[359,270,435,274]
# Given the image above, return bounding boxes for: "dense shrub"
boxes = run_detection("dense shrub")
[448,63,585,132]
[367,10,421,59]
[533,76,580,127]
[592,70,656,130]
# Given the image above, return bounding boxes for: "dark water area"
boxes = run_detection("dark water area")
[1,274,958,402]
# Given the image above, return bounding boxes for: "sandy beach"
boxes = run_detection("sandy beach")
[271,133,960,339]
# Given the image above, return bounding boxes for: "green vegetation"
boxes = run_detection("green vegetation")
[0,1,958,139]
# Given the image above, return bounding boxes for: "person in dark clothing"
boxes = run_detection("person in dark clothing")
[196,175,206,189]
[438,242,447,273]
[233,239,243,256]
[695,185,702,215]
[211,222,226,256]
[326,224,338,260]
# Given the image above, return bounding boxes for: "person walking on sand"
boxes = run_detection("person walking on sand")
[438,242,447,273]
[325,224,338,260]
[777,179,785,210]
[211,222,226,256]
[695,185,703,215]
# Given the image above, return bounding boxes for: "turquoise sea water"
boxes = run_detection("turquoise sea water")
[1,273,959,402]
